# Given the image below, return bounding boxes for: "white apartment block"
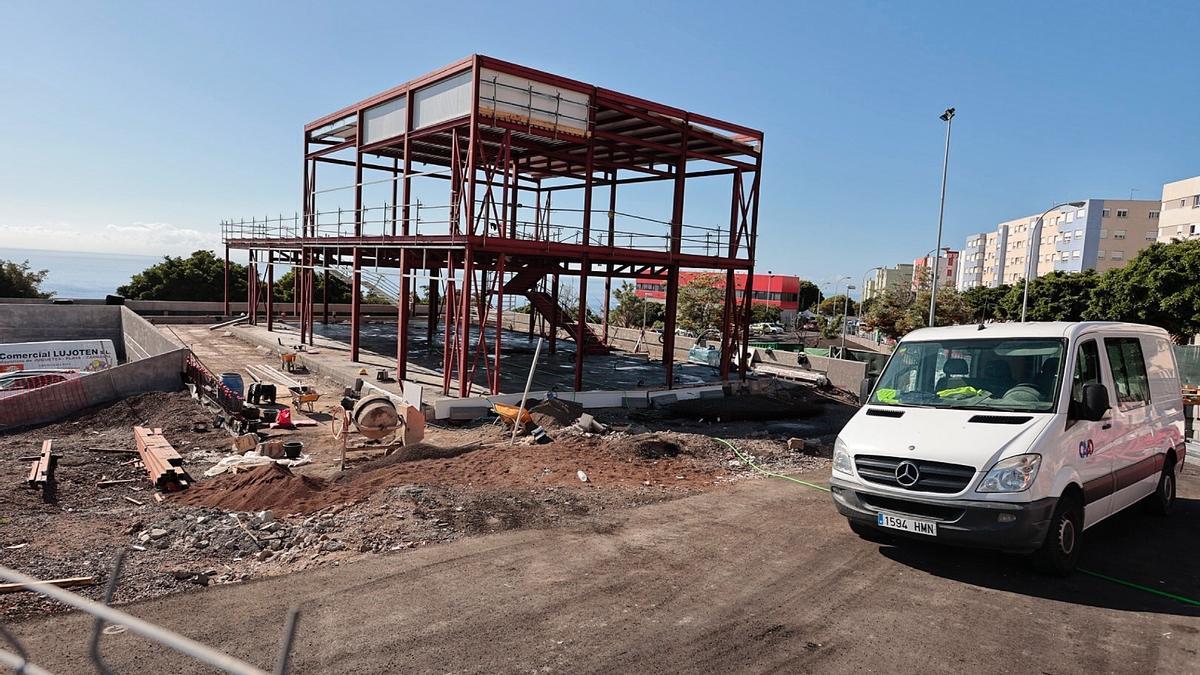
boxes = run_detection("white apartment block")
[1157,175,1200,242]
[958,199,1160,290]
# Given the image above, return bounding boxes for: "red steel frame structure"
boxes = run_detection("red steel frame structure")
[222,55,763,398]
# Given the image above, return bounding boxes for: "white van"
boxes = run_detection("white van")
[831,322,1186,574]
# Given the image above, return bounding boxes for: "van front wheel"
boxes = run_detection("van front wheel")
[1033,496,1082,576]
[1146,458,1176,516]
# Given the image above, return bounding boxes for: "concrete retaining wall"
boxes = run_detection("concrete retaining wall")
[0,303,189,430]
[0,304,126,360]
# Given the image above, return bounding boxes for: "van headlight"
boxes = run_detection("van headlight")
[832,439,854,476]
[976,454,1041,493]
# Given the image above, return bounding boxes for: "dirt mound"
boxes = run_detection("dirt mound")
[528,398,584,430]
[175,463,328,512]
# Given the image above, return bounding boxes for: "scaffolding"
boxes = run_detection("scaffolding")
[221,55,763,397]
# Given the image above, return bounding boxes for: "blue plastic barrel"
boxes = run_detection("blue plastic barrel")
[219,372,245,397]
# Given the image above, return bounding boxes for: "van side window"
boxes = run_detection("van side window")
[1104,337,1151,409]
[1070,340,1102,415]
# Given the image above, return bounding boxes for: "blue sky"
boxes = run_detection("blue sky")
[1,1,1197,295]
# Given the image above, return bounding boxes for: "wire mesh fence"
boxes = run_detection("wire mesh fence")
[0,552,299,674]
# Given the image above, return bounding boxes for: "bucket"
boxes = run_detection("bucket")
[282,441,304,459]
[219,372,245,397]
[276,408,293,427]
[260,408,278,423]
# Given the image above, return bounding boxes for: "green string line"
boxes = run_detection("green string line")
[715,437,830,492]
[1077,569,1200,607]
[716,437,1200,609]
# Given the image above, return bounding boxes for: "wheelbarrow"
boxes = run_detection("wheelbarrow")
[288,385,320,412]
[492,401,534,429]
[280,352,299,373]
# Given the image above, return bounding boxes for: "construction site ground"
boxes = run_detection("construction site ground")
[1,325,852,624]
[8,463,1199,673]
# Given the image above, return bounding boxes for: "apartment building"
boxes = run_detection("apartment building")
[957,199,1160,290]
[911,250,959,290]
[1157,175,1200,242]
[862,264,914,302]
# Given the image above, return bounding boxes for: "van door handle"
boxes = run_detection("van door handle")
[1102,423,1112,430]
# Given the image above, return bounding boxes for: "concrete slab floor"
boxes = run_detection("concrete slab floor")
[195,319,721,400]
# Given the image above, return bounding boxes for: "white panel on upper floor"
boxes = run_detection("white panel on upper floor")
[477,67,591,137]
[412,71,473,130]
[362,96,408,145]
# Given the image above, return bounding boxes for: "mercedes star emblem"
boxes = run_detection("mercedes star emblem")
[895,461,920,487]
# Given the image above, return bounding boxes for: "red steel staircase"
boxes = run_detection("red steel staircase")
[504,269,609,355]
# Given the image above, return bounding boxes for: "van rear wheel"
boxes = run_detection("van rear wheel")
[1033,495,1082,576]
[1146,458,1176,516]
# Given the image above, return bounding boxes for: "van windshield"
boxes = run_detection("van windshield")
[870,338,1066,412]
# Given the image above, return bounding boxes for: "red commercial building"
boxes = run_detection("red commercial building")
[636,271,803,324]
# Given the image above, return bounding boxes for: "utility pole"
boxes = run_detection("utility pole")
[929,107,955,327]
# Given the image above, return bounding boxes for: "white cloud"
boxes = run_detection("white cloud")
[0,221,220,256]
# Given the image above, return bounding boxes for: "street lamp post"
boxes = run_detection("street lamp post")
[1021,201,1086,322]
[841,285,856,358]
[929,107,955,327]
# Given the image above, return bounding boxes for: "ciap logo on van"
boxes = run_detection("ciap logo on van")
[1078,439,1095,458]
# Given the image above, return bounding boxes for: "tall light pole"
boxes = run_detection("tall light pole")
[841,284,856,358]
[1021,200,1086,322]
[929,107,955,327]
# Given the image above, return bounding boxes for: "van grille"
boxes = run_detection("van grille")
[858,493,965,522]
[854,455,976,494]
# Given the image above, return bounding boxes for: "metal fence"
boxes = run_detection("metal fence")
[0,552,299,674]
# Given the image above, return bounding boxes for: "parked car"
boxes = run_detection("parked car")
[750,323,784,335]
[830,321,1184,575]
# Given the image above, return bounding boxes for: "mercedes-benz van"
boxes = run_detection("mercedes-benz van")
[831,322,1185,574]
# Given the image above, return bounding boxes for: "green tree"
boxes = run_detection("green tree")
[610,281,664,328]
[1087,240,1200,343]
[819,294,859,317]
[750,303,781,324]
[118,250,247,301]
[796,280,821,310]
[863,286,972,340]
[961,284,1012,322]
[996,271,1098,322]
[274,269,393,305]
[0,259,53,298]
[677,272,723,332]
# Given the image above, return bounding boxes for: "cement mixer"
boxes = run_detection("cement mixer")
[331,387,425,470]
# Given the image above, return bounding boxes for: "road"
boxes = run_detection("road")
[10,465,1200,674]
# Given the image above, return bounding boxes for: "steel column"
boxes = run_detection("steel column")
[442,253,456,396]
[397,249,410,381]
[457,250,474,397]
[350,247,361,361]
[493,255,505,394]
[549,273,559,354]
[222,245,230,317]
[662,119,689,387]
[266,252,274,332]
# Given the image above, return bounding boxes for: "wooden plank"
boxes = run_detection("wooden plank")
[97,479,138,487]
[0,576,97,594]
[123,496,144,506]
[89,447,138,454]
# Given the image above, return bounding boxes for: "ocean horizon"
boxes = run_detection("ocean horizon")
[3,248,165,299]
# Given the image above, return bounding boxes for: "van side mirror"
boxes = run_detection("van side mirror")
[859,376,877,405]
[1081,382,1110,421]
